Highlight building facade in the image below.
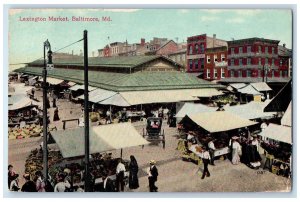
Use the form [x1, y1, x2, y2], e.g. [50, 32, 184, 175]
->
[186, 34, 228, 80]
[226, 38, 290, 79]
[168, 49, 187, 68]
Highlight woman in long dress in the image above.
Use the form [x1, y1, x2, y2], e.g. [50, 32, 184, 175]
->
[232, 139, 242, 165]
[53, 107, 60, 121]
[128, 155, 139, 189]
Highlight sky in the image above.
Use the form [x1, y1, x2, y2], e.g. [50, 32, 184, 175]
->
[8, 9, 292, 69]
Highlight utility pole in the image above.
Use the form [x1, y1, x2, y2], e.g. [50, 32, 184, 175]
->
[83, 30, 90, 192]
[43, 39, 51, 182]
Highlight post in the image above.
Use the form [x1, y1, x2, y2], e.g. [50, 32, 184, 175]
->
[42, 43, 48, 182]
[262, 65, 265, 82]
[109, 105, 112, 123]
[83, 30, 90, 192]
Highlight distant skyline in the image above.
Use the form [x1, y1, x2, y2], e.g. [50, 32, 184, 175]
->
[9, 9, 292, 69]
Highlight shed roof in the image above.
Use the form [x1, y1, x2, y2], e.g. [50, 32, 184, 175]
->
[78, 88, 117, 103]
[51, 122, 149, 158]
[175, 103, 217, 118]
[237, 85, 263, 95]
[251, 82, 272, 92]
[15, 66, 223, 92]
[182, 111, 258, 133]
[259, 123, 291, 144]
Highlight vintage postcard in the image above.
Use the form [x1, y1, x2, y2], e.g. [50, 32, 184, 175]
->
[7, 8, 292, 193]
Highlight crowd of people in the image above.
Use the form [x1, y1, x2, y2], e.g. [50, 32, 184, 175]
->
[8, 155, 160, 193]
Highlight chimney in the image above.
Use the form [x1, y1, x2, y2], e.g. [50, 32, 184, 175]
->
[213, 34, 216, 48]
[283, 43, 286, 48]
[141, 38, 145, 46]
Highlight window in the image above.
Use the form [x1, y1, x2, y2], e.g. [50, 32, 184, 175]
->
[214, 54, 218, 62]
[239, 47, 243, 53]
[221, 68, 225, 78]
[231, 47, 235, 54]
[247, 46, 251, 53]
[200, 59, 204, 69]
[231, 59, 234, 66]
[195, 44, 199, 54]
[194, 59, 199, 69]
[247, 58, 251, 65]
[239, 58, 243, 66]
[231, 70, 235, 77]
[272, 47, 275, 54]
[207, 69, 211, 78]
[214, 69, 218, 78]
[189, 45, 193, 55]
[247, 70, 251, 77]
[200, 43, 205, 53]
[221, 54, 225, 61]
[189, 60, 193, 70]
[207, 55, 211, 63]
[258, 46, 261, 53]
[265, 46, 268, 53]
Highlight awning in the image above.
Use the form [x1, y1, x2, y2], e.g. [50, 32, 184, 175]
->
[8, 83, 33, 95]
[251, 82, 272, 92]
[51, 122, 149, 158]
[230, 83, 247, 89]
[39, 77, 64, 85]
[99, 93, 130, 107]
[78, 88, 117, 103]
[281, 102, 291, 127]
[69, 84, 97, 91]
[237, 85, 263, 95]
[67, 81, 76, 87]
[175, 103, 217, 118]
[9, 96, 38, 110]
[182, 111, 258, 133]
[119, 89, 222, 105]
[223, 101, 276, 120]
[259, 123, 292, 144]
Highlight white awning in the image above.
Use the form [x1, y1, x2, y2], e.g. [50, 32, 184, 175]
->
[99, 93, 130, 107]
[182, 111, 258, 133]
[224, 101, 276, 120]
[69, 84, 96, 91]
[51, 123, 149, 158]
[9, 96, 38, 110]
[281, 102, 292, 127]
[230, 83, 247, 89]
[46, 77, 64, 85]
[251, 82, 272, 92]
[67, 81, 76, 87]
[237, 85, 263, 95]
[119, 89, 221, 105]
[175, 103, 217, 118]
[259, 123, 292, 144]
[8, 83, 33, 95]
[78, 88, 117, 103]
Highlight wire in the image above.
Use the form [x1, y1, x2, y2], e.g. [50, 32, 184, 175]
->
[10, 38, 84, 65]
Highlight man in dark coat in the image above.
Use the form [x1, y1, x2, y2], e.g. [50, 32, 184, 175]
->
[21, 174, 37, 192]
[148, 160, 158, 192]
[100, 172, 115, 192]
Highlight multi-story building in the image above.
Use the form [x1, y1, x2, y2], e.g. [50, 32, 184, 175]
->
[278, 44, 292, 78]
[186, 34, 228, 80]
[168, 49, 187, 68]
[226, 38, 286, 79]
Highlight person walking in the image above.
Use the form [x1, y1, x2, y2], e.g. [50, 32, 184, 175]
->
[148, 160, 158, 192]
[231, 138, 242, 165]
[35, 171, 46, 192]
[21, 174, 37, 192]
[52, 97, 57, 108]
[53, 107, 60, 122]
[54, 173, 71, 192]
[208, 138, 216, 166]
[128, 155, 139, 189]
[116, 159, 126, 192]
[201, 147, 211, 179]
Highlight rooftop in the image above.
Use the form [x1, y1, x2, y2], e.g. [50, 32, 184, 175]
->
[227, 38, 280, 46]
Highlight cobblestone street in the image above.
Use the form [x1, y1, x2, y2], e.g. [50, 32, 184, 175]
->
[8, 90, 291, 192]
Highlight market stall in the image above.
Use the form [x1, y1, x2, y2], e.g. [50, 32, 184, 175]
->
[179, 111, 258, 163]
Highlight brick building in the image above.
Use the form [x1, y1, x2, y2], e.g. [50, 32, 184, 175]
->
[226, 38, 289, 80]
[278, 44, 292, 77]
[186, 34, 228, 80]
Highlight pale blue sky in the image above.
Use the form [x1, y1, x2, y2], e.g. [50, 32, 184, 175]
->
[9, 9, 292, 67]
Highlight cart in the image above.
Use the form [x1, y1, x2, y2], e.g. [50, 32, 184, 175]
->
[142, 117, 165, 149]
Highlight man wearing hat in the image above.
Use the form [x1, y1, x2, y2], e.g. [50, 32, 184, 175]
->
[148, 160, 158, 192]
[201, 147, 211, 179]
[21, 174, 37, 192]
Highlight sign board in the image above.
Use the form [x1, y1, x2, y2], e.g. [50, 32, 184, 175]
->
[215, 61, 228, 67]
[46, 64, 54, 71]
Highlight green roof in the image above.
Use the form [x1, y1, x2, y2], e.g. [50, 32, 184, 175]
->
[29, 55, 175, 69]
[14, 66, 223, 92]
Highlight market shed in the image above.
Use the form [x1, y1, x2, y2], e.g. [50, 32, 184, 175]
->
[181, 111, 258, 133]
[259, 123, 292, 144]
[175, 103, 217, 118]
[223, 101, 276, 120]
[51, 122, 149, 158]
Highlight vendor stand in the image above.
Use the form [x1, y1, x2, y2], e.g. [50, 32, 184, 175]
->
[178, 111, 258, 165]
